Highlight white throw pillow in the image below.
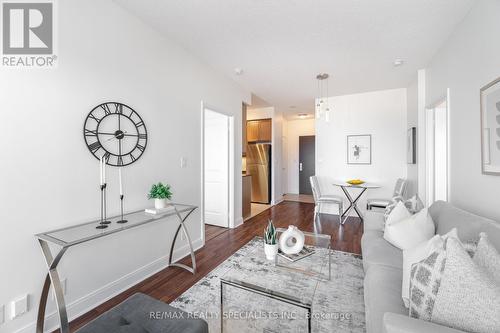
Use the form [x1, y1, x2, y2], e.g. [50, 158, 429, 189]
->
[401, 228, 458, 307]
[385, 201, 411, 227]
[383, 208, 435, 250]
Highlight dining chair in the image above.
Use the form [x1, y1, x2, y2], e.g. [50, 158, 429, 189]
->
[366, 178, 408, 210]
[310, 176, 344, 222]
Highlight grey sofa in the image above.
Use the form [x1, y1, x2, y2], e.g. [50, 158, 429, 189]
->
[361, 200, 500, 333]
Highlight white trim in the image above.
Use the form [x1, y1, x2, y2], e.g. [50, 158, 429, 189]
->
[16, 238, 204, 333]
[233, 217, 244, 229]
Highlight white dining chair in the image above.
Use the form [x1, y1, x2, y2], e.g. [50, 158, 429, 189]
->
[366, 178, 408, 210]
[310, 176, 344, 222]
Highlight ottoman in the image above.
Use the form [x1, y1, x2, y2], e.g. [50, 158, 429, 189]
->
[77, 293, 208, 333]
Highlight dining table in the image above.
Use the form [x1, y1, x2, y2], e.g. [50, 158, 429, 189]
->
[332, 181, 380, 224]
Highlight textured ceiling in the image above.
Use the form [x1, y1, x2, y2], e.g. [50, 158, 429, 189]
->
[115, 0, 476, 116]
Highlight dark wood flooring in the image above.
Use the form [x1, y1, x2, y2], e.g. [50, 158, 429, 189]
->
[60, 201, 362, 332]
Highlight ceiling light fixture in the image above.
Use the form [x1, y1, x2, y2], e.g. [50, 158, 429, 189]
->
[315, 73, 331, 122]
[298, 113, 308, 119]
[393, 59, 404, 67]
[234, 67, 244, 75]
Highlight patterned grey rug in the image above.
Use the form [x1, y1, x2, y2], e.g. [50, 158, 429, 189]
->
[171, 237, 365, 332]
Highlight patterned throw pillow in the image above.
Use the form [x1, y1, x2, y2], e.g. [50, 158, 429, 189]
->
[408, 243, 447, 320]
[409, 237, 500, 333]
[404, 194, 425, 214]
[408, 237, 479, 319]
[384, 196, 404, 221]
[473, 233, 500, 282]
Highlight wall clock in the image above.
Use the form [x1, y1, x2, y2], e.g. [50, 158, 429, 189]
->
[83, 102, 148, 166]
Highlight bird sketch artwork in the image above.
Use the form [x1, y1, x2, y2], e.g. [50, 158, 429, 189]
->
[347, 135, 371, 164]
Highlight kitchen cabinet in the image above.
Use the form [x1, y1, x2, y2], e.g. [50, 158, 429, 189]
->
[247, 119, 272, 143]
[258, 119, 272, 142]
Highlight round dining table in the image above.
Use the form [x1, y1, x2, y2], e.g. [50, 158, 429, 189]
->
[332, 181, 380, 224]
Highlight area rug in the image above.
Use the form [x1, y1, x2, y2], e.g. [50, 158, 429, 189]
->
[170, 237, 365, 332]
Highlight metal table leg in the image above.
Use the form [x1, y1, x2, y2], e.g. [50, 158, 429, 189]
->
[168, 206, 197, 274]
[220, 279, 312, 333]
[36, 239, 69, 333]
[340, 186, 367, 224]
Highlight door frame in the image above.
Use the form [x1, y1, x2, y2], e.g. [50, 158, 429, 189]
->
[425, 89, 450, 206]
[200, 101, 235, 245]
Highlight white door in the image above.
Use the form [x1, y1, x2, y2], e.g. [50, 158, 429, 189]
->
[204, 109, 229, 227]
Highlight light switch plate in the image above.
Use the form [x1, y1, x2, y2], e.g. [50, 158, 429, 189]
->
[180, 157, 187, 168]
[10, 295, 28, 319]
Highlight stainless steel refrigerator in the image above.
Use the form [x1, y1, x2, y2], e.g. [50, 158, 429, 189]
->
[246, 143, 271, 204]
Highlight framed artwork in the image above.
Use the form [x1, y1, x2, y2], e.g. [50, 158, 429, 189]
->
[480, 77, 500, 175]
[347, 134, 371, 164]
[407, 127, 417, 164]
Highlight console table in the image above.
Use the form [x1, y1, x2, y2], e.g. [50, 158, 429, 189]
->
[35, 203, 197, 333]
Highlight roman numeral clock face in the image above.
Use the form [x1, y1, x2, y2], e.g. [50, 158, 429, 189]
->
[84, 102, 148, 166]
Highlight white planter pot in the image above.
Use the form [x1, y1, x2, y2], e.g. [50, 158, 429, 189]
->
[264, 243, 279, 260]
[154, 198, 168, 209]
[279, 225, 305, 255]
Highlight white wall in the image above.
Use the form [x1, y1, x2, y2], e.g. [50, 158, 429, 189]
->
[424, 0, 500, 220]
[284, 119, 316, 194]
[0, 1, 249, 332]
[316, 88, 408, 214]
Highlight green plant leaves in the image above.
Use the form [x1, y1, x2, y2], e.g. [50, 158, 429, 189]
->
[264, 219, 277, 245]
[148, 182, 173, 199]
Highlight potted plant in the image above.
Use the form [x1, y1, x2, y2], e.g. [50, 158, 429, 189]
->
[264, 219, 278, 260]
[148, 182, 173, 209]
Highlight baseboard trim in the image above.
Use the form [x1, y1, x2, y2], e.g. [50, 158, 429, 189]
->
[16, 238, 204, 333]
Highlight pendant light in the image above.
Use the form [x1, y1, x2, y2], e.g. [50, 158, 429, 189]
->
[315, 73, 331, 122]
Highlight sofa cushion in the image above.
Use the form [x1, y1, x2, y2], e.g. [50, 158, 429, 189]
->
[364, 265, 407, 333]
[429, 201, 500, 249]
[364, 210, 386, 231]
[361, 230, 403, 271]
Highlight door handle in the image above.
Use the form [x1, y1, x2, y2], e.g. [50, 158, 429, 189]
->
[299, 163, 303, 172]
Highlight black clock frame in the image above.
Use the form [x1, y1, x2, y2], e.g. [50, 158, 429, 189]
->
[83, 102, 148, 167]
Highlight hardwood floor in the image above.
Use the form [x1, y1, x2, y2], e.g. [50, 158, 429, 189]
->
[62, 201, 362, 332]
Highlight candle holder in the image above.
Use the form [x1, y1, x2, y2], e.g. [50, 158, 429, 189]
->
[96, 183, 111, 229]
[117, 194, 128, 224]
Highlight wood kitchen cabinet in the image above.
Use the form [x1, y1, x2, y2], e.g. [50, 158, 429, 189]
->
[246, 118, 272, 143]
[247, 120, 260, 142]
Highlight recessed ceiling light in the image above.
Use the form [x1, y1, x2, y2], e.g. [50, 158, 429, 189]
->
[393, 59, 404, 67]
[234, 68, 244, 75]
[289, 105, 296, 109]
[298, 113, 308, 119]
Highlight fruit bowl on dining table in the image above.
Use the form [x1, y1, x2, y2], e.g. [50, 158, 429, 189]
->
[346, 179, 365, 185]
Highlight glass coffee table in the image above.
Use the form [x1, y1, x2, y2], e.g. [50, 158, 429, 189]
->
[220, 229, 331, 332]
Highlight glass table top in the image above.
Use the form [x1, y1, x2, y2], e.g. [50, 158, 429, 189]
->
[221, 229, 331, 307]
[36, 203, 196, 247]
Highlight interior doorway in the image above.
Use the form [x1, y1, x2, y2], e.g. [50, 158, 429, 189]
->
[202, 107, 232, 228]
[299, 135, 315, 195]
[425, 92, 449, 205]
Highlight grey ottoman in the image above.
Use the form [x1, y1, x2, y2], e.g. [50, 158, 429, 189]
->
[77, 293, 208, 333]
